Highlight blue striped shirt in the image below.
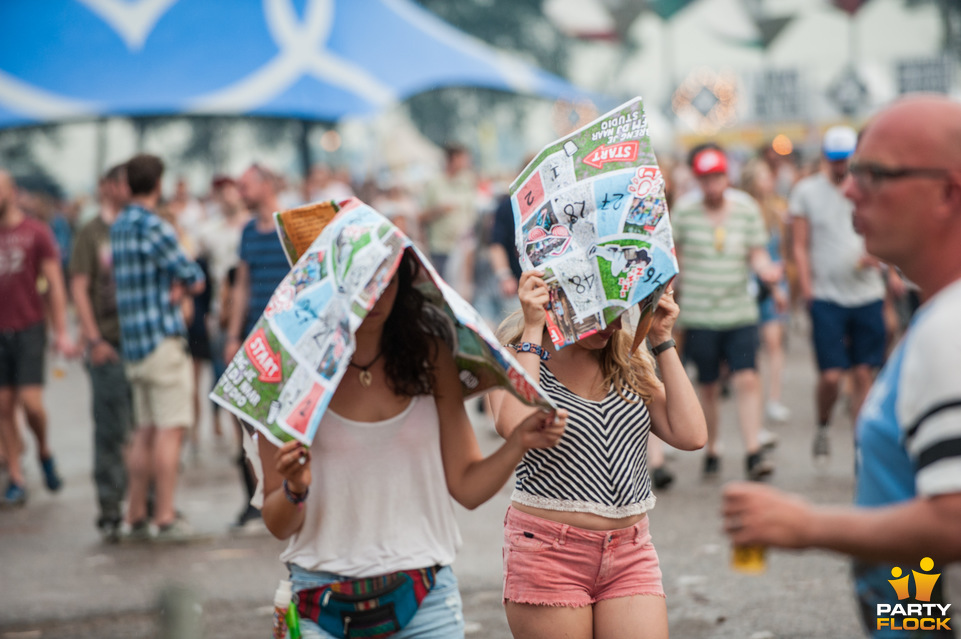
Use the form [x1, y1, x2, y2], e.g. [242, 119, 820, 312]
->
[239, 218, 289, 335]
[111, 204, 205, 361]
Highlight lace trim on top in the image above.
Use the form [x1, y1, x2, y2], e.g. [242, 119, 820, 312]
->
[511, 490, 656, 518]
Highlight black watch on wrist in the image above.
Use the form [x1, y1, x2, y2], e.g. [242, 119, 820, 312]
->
[650, 338, 677, 357]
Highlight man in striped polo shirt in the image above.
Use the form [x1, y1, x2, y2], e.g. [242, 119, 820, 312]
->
[224, 164, 290, 530]
[672, 147, 782, 480]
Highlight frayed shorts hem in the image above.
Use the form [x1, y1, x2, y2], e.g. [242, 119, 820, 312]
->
[504, 591, 666, 608]
[504, 598, 591, 608]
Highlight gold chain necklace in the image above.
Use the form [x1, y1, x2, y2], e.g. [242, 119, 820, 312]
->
[348, 351, 384, 388]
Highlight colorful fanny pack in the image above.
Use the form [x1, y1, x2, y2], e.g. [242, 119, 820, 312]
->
[296, 566, 440, 639]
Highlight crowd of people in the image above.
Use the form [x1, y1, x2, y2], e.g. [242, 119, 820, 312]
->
[0, 94, 957, 638]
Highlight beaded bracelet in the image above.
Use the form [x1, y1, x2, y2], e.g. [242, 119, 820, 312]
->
[510, 342, 551, 361]
[283, 479, 309, 507]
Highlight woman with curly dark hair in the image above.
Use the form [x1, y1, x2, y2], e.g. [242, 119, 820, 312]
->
[258, 250, 567, 639]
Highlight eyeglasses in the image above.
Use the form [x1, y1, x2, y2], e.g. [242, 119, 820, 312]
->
[848, 161, 951, 191]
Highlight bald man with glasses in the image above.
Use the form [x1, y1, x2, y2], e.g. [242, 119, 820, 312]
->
[723, 95, 961, 638]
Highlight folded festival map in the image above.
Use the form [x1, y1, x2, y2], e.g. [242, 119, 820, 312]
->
[210, 199, 554, 446]
[509, 97, 679, 350]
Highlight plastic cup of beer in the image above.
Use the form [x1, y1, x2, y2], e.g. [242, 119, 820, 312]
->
[731, 544, 767, 574]
[52, 354, 67, 379]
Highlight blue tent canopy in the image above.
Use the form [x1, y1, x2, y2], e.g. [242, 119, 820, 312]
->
[0, 0, 587, 128]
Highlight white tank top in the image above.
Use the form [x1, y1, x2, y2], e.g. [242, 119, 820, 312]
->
[279, 395, 462, 577]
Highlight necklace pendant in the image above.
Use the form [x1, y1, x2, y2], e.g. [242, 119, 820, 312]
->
[359, 370, 373, 387]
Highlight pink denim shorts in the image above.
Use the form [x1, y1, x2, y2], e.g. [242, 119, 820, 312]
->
[502, 506, 665, 607]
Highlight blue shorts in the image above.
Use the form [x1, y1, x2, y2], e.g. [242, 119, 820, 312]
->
[288, 563, 464, 639]
[683, 325, 759, 385]
[809, 299, 886, 371]
[758, 283, 789, 324]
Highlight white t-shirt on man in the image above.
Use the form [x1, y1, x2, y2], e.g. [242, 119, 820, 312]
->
[789, 172, 885, 307]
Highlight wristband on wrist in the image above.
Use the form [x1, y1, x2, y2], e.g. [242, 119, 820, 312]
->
[650, 338, 677, 357]
[283, 479, 309, 507]
[510, 342, 551, 361]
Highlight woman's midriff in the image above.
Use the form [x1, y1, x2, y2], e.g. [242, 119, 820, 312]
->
[511, 501, 647, 531]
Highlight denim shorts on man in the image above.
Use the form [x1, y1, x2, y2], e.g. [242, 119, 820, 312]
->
[502, 506, 664, 607]
[809, 299, 886, 371]
[684, 325, 760, 385]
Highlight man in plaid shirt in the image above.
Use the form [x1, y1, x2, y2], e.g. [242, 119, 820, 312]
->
[112, 154, 204, 542]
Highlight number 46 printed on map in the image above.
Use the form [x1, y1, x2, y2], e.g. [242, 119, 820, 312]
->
[509, 97, 679, 350]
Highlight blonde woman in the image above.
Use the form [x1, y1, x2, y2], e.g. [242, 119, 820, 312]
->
[490, 272, 706, 639]
[741, 159, 792, 424]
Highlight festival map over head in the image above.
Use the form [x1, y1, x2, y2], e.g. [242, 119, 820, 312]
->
[509, 97, 678, 349]
[209, 199, 555, 446]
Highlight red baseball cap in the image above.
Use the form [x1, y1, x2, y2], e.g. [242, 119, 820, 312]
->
[211, 174, 236, 190]
[692, 148, 728, 177]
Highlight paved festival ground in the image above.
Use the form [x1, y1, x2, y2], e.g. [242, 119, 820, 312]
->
[0, 316, 868, 638]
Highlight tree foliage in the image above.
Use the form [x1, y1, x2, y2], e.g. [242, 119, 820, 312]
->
[0, 125, 65, 198]
[406, 1, 573, 155]
[413, 0, 571, 74]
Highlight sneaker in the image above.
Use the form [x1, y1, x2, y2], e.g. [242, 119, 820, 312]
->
[97, 516, 122, 544]
[40, 456, 63, 492]
[122, 519, 152, 543]
[703, 454, 721, 479]
[230, 505, 266, 535]
[153, 517, 196, 544]
[765, 401, 791, 423]
[4, 481, 26, 506]
[233, 504, 261, 526]
[650, 466, 675, 490]
[231, 518, 267, 537]
[813, 426, 830, 464]
[746, 451, 774, 481]
[758, 428, 778, 450]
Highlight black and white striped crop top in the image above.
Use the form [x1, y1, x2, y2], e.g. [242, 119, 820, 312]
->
[511, 365, 656, 518]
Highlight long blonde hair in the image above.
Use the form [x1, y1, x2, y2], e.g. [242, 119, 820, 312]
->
[740, 159, 787, 236]
[496, 310, 662, 404]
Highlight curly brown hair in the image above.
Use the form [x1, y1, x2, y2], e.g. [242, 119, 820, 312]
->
[380, 250, 450, 397]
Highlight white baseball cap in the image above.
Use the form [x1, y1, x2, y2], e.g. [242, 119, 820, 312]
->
[822, 125, 858, 161]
